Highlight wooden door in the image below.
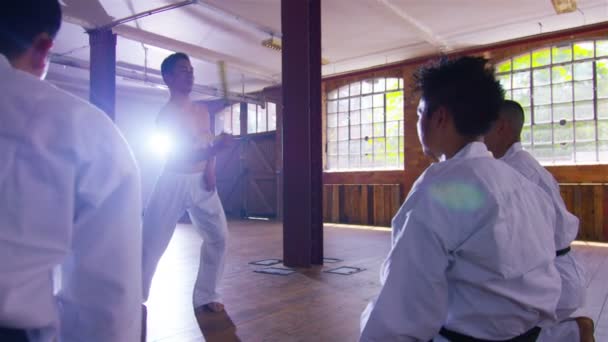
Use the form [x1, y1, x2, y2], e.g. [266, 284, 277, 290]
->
[242, 133, 277, 218]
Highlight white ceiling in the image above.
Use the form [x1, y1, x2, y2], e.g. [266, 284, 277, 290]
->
[50, 0, 608, 99]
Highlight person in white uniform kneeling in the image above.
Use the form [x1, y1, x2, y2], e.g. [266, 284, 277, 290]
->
[360, 57, 562, 341]
[0, 1, 143, 341]
[485, 100, 594, 342]
[142, 53, 229, 317]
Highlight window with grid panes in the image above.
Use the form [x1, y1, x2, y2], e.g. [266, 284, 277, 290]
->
[326, 77, 405, 171]
[495, 39, 608, 165]
[247, 102, 277, 134]
[214, 103, 241, 136]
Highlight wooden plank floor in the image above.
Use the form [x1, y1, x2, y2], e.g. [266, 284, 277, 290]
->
[146, 220, 608, 341]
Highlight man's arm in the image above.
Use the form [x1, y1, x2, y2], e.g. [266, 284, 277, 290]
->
[360, 201, 449, 341]
[58, 119, 142, 342]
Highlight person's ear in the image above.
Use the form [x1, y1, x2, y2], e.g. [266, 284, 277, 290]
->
[31, 33, 53, 70]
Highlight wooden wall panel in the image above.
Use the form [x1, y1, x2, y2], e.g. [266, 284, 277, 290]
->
[323, 184, 401, 227]
[559, 184, 608, 242]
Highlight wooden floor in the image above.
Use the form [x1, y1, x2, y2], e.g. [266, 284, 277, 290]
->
[146, 220, 608, 342]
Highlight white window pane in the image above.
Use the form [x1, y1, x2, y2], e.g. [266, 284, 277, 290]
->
[328, 142, 338, 155]
[575, 121, 596, 142]
[349, 155, 361, 169]
[533, 68, 551, 86]
[361, 154, 373, 168]
[553, 45, 573, 64]
[386, 152, 399, 168]
[361, 95, 373, 109]
[552, 83, 573, 103]
[575, 141, 597, 162]
[362, 124, 373, 140]
[598, 60, 608, 98]
[599, 99, 608, 119]
[351, 125, 361, 140]
[574, 61, 593, 80]
[338, 85, 349, 98]
[247, 106, 256, 133]
[328, 128, 337, 141]
[338, 141, 349, 155]
[552, 65, 573, 83]
[373, 94, 384, 107]
[362, 138, 373, 154]
[232, 104, 241, 135]
[599, 141, 608, 162]
[598, 40, 608, 57]
[327, 155, 338, 170]
[350, 82, 361, 96]
[533, 105, 551, 124]
[598, 120, 608, 140]
[531, 144, 554, 164]
[350, 110, 361, 125]
[327, 100, 338, 113]
[554, 143, 574, 164]
[338, 112, 349, 126]
[338, 126, 349, 141]
[362, 80, 373, 94]
[533, 124, 552, 144]
[523, 106, 532, 126]
[214, 112, 225, 135]
[386, 137, 399, 152]
[553, 102, 573, 122]
[361, 108, 373, 124]
[398, 121, 405, 137]
[373, 108, 384, 123]
[258, 106, 267, 132]
[338, 155, 349, 169]
[386, 121, 399, 137]
[327, 113, 338, 128]
[338, 99, 349, 112]
[574, 42, 594, 60]
[553, 122, 573, 143]
[512, 71, 531, 88]
[268, 107, 276, 131]
[574, 80, 593, 101]
[386, 78, 400, 91]
[533, 86, 551, 105]
[349, 140, 361, 154]
[374, 78, 386, 93]
[574, 101, 594, 121]
[328, 90, 338, 100]
[373, 154, 386, 168]
[224, 111, 232, 132]
[373, 122, 385, 137]
[350, 97, 361, 110]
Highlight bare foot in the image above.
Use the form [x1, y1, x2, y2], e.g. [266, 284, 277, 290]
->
[575, 316, 595, 342]
[201, 302, 225, 313]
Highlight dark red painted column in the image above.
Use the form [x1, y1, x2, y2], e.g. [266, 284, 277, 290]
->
[88, 29, 117, 120]
[281, 0, 323, 267]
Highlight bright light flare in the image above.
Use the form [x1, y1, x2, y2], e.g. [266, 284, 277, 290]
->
[148, 131, 173, 159]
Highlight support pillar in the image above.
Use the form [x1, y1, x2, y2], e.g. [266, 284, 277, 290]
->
[88, 29, 117, 120]
[281, 0, 323, 267]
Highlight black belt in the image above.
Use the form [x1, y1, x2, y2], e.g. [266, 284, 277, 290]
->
[556, 246, 571, 257]
[436, 326, 541, 342]
[0, 327, 28, 342]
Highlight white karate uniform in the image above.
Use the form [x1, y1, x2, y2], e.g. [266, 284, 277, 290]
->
[501, 142, 587, 341]
[142, 113, 228, 307]
[360, 142, 561, 342]
[0, 55, 143, 342]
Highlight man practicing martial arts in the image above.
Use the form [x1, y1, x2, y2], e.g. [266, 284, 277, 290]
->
[485, 100, 594, 342]
[142, 52, 229, 316]
[360, 57, 562, 341]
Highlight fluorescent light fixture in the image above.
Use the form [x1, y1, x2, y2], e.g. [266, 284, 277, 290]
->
[551, 0, 577, 14]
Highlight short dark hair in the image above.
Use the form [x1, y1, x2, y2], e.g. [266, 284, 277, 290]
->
[0, 0, 62, 59]
[415, 56, 505, 137]
[161, 52, 190, 78]
[501, 99, 525, 138]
